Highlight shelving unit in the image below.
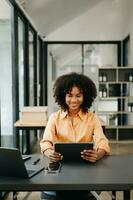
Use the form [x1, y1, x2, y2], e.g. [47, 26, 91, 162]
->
[98, 66, 133, 142]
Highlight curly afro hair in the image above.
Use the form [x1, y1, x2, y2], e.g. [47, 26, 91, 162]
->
[53, 72, 97, 112]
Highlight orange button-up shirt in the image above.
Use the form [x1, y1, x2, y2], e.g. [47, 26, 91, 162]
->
[40, 110, 110, 155]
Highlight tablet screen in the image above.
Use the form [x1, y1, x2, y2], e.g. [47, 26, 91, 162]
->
[54, 142, 94, 162]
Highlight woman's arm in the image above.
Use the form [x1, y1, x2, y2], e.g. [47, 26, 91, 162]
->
[93, 114, 110, 155]
[40, 113, 56, 153]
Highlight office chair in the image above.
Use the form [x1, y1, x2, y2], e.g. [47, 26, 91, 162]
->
[41, 191, 102, 200]
[90, 191, 116, 200]
[41, 191, 98, 200]
[90, 192, 102, 200]
[90, 124, 116, 200]
[89, 125, 116, 200]
[0, 192, 10, 200]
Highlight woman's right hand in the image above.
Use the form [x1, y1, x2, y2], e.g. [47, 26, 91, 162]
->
[44, 148, 63, 162]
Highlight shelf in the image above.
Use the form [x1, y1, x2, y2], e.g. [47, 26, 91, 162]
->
[99, 68, 116, 82]
[98, 111, 133, 114]
[118, 68, 133, 82]
[98, 66, 133, 142]
[106, 125, 133, 128]
[118, 128, 133, 140]
[117, 66, 133, 68]
[109, 140, 133, 144]
[105, 128, 117, 140]
[99, 67, 133, 82]
[117, 96, 133, 98]
[109, 84, 121, 97]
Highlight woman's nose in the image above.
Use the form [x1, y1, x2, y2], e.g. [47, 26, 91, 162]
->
[71, 96, 77, 102]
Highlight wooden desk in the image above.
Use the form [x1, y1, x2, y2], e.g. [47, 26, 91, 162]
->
[14, 120, 47, 154]
[0, 155, 132, 200]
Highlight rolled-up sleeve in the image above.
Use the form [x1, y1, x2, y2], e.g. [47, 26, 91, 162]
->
[40, 113, 56, 153]
[93, 114, 110, 155]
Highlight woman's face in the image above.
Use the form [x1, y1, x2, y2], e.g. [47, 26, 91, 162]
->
[65, 86, 83, 112]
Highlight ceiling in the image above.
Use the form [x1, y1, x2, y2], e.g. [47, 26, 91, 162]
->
[15, 0, 131, 65]
[16, 0, 103, 37]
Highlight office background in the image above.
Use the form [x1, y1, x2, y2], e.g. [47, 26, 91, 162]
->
[0, 0, 133, 152]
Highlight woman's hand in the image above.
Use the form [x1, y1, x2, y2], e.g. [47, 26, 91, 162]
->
[81, 149, 105, 163]
[44, 148, 63, 162]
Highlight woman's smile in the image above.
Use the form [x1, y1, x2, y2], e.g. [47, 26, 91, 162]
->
[65, 86, 83, 114]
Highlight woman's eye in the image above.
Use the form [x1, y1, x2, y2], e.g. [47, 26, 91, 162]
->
[76, 95, 82, 97]
[67, 94, 71, 97]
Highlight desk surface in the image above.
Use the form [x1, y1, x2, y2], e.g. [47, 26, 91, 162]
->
[0, 154, 133, 191]
[14, 120, 47, 127]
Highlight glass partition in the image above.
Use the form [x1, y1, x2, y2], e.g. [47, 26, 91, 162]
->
[28, 29, 35, 106]
[37, 37, 44, 106]
[0, 0, 13, 146]
[83, 44, 117, 67]
[18, 16, 25, 116]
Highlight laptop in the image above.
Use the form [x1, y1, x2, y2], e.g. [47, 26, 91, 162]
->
[54, 142, 94, 162]
[0, 147, 44, 178]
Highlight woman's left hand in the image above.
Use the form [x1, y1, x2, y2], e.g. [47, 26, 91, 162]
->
[81, 149, 105, 163]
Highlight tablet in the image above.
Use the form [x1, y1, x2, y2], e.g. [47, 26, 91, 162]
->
[54, 142, 94, 162]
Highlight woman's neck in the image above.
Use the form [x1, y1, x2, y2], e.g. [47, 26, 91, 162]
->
[68, 109, 80, 117]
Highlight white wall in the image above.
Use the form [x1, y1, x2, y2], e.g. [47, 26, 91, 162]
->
[46, 0, 131, 41]
[0, 0, 11, 19]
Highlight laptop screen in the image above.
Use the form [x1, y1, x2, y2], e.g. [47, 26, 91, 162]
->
[0, 147, 44, 178]
[54, 142, 94, 162]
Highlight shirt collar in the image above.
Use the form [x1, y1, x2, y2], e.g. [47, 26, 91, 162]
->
[60, 109, 86, 120]
[60, 110, 68, 119]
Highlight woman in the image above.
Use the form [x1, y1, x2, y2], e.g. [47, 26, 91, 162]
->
[40, 72, 110, 200]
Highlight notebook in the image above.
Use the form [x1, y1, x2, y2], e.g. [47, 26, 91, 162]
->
[55, 142, 94, 162]
[0, 147, 44, 178]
